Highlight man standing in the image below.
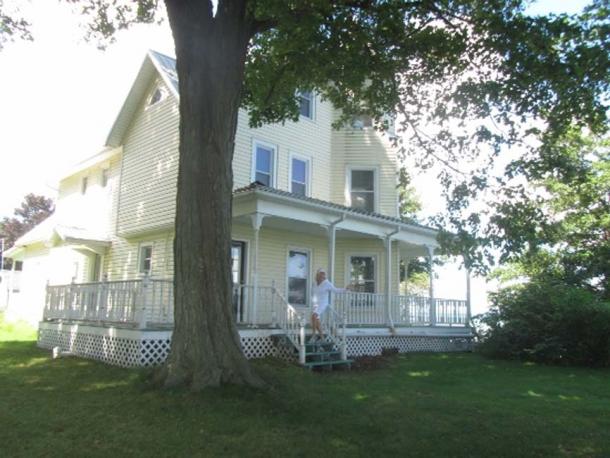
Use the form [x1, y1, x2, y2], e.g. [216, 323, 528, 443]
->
[310, 268, 350, 342]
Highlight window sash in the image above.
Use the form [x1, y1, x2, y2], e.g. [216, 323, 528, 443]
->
[287, 250, 309, 306]
[349, 169, 375, 212]
[253, 143, 275, 187]
[350, 191, 375, 212]
[349, 256, 376, 293]
[299, 91, 313, 118]
[291, 157, 308, 196]
[139, 246, 153, 274]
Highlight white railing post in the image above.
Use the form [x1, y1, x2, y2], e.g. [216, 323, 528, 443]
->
[270, 280, 277, 327]
[299, 318, 306, 365]
[137, 275, 150, 329]
[69, 278, 76, 321]
[465, 268, 472, 326]
[426, 245, 436, 326]
[97, 276, 108, 322]
[341, 311, 347, 360]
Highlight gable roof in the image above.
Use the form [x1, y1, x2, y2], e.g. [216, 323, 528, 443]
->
[105, 50, 179, 148]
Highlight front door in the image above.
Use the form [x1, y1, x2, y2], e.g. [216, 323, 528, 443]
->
[231, 241, 246, 321]
[287, 249, 310, 307]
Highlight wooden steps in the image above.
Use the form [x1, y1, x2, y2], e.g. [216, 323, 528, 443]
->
[303, 339, 352, 371]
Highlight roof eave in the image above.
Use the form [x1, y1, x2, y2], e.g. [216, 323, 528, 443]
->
[235, 187, 439, 237]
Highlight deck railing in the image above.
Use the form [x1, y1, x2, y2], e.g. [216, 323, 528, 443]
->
[45, 278, 174, 327]
[44, 280, 468, 328]
[333, 292, 468, 327]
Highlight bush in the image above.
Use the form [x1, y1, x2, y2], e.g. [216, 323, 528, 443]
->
[475, 281, 610, 367]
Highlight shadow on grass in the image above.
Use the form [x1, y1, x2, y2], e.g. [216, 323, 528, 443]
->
[1, 343, 610, 457]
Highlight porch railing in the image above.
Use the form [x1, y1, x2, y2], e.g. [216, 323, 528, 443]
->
[45, 278, 174, 327]
[333, 292, 468, 327]
[44, 280, 468, 328]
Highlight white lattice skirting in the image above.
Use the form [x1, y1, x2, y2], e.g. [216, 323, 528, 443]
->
[38, 322, 471, 368]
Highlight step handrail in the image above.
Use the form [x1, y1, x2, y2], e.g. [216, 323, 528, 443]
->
[321, 305, 347, 360]
[270, 286, 307, 364]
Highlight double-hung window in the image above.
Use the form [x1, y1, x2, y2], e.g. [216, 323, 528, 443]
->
[349, 168, 376, 212]
[290, 154, 310, 196]
[349, 255, 376, 293]
[252, 141, 276, 187]
[139, 244, 153, 275]
[287, 249, 310, 306]
[298, 91, 314, 119]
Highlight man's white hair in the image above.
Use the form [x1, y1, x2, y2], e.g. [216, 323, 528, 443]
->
[316, 268, 327, 275]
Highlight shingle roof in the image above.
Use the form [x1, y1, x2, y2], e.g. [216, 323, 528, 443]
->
[233, 182, 437, 233]
[148, 50, 179, 94]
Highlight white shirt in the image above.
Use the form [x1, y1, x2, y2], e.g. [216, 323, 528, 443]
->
[312, 279, 344, 311]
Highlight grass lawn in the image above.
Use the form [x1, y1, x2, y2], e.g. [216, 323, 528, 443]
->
[1, 323, 609, 457]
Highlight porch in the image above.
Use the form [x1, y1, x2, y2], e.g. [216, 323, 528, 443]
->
[41, 279, 471, 367]
[43, 278, 471, 329]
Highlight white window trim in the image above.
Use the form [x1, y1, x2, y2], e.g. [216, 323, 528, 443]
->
[298, 90, 316, 121]
[285, 246, 312, 307]
[345, 253, 378, 293]
[231, 238, 249, 286]
[251, 139, 278, 188]
[288, 152, 312, 197]
[345, 166, 380, 213]
[138, 242, 154, 276]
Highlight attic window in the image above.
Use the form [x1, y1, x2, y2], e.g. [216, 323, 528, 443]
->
[148, 86, 166, 107]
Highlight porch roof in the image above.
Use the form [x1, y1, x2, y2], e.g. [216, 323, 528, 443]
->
[233, 182, 440, 252]
[5, 215, 110, 258]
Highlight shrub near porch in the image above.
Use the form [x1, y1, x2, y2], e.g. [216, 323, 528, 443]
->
[1, 329, 610, 457]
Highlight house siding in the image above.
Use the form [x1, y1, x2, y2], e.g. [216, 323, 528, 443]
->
[103, 231, 174, 281]
[114, 78, 399, 239]
[116, 77, 180, 237]
[331, 127, 399, 217]
[55, 154, 118, 237]
[102, 224, 401, 294]
[233, 97, 334, 202]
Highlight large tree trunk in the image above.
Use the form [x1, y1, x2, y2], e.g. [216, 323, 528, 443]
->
[158, 0, 264, 390]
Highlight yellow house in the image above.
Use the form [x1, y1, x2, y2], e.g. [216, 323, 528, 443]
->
[6, 51, 471, 368]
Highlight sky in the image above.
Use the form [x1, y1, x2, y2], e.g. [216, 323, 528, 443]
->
[0, 0, 591, 315]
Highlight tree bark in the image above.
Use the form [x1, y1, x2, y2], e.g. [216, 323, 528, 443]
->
[157, 0, 264, 390]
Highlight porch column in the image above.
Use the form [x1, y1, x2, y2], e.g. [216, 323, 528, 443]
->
[327, 215, 345, 283]
[465, 267, 472, 326]
[328, 225, 336, 283]
[426, 245, 436, 326]
[384, 229, 399, 327]
[250, 213, 265, 326]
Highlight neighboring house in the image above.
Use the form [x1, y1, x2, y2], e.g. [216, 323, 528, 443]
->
[6, 51, 472, 368]
[0, 266, 23, 321]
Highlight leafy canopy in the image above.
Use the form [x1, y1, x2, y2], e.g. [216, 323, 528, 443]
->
[0, 194, 55, 250]
[3, 0, 609, 273]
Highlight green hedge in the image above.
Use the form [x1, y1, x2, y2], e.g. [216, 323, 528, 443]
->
[475, 281, 610, 367]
